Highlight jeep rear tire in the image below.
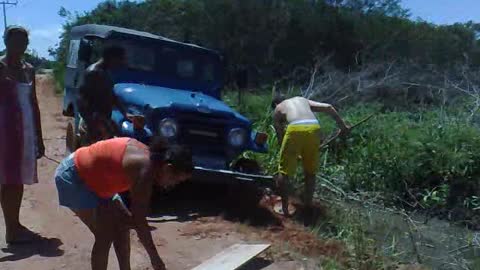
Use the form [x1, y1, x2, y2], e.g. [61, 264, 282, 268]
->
[66, 119, 79, 154]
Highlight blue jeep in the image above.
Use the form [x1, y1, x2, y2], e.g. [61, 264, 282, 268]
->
[62, 24, 273, 191]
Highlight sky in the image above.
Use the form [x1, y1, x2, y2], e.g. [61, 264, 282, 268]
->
[1, 0, 480, 59]
[402, 0, 480, 25]
[0, 0, 106, 58]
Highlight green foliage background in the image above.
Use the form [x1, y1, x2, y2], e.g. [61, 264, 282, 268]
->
[50, 0, 480, 213]
[49, 1, 480, 266]
[224, 90, 480, 212]
[51, 0, 480, 88]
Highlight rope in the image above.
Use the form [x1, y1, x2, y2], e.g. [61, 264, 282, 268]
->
[43, 154, 61, 164]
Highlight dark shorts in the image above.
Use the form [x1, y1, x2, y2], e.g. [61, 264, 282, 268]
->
[79, 116, 118, 145]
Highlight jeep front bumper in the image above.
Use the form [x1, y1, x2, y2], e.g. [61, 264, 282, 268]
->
[192, 166, 274, 189]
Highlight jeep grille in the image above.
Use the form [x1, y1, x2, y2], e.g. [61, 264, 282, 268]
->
[176, 114, 227, 147]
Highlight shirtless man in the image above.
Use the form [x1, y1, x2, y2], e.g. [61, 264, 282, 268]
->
[78, 45, 129, 145]
[272, 95, 349, 221]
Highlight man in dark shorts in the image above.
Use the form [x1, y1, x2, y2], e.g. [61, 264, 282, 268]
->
[78, 45, 130, 146]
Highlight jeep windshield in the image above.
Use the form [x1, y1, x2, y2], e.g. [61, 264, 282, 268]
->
[104, 39, 223, 96]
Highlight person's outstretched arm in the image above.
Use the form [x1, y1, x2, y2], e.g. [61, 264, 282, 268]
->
[308, 100, 349, 131]
[124, 154, 166, 270]
[113, 92, 129, 119]
[29, 66, 44, 158]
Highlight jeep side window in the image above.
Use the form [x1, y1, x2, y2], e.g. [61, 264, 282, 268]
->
[127, 45, 155, 71]
[105, 40, 154, 72]
[160, 47, 179, 76]
[202, 63, 215, 82]
[177, 60, 195, 79]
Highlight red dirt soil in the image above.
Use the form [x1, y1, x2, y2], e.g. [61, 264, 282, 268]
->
[1, 75, 343, 270]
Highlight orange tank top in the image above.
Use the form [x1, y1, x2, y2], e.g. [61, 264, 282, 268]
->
[74, 137, 147, 198]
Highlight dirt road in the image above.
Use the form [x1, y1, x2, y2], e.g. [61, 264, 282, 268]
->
[0, 75, 332, 270]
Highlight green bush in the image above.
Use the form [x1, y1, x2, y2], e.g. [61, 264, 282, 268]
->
[53, 0, 480, 85]
[341, 108, 480, 198]
[52, 61, 65, 94]
[223, 90, 480, 209]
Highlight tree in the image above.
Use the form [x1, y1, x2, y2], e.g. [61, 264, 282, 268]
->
[51, 0, 480, 86]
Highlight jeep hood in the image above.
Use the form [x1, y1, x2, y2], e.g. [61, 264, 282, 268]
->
[114, 83, 247, 121]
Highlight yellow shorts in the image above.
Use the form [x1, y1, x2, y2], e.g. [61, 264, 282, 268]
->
[278, 123, 321, 177]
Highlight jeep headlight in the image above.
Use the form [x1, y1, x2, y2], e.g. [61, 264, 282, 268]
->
[228, 128, 247, 147]
[158, 118, 178, 138]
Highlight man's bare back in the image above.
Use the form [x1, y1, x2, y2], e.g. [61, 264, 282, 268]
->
[273, 97, 349, 144]
[273, 96, 349, 143]
[274, 96, 317, 123]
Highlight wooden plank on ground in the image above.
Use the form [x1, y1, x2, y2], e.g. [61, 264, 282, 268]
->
[191, 243, 271, 270]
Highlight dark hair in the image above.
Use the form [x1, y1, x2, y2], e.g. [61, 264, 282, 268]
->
[3, 25, 28, 43]
[271, 94, 286, 109]
[102, 45, 126, 62]
[149, 136, 193, 173]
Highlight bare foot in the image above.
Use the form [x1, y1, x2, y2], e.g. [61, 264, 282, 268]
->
[282, 204, 291, 218]
[303, 206, 314, 227]
[5, 224, 41, 245]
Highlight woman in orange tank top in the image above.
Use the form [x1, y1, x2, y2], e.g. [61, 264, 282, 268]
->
[54, 136, 192, 270]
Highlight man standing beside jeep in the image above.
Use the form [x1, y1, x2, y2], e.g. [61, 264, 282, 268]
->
[272, 95, 350, 224]
[78, 45, 130, 145]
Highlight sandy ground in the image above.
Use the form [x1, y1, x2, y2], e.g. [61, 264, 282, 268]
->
[0, 75, 332, 270]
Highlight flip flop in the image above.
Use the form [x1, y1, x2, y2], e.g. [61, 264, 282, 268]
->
[5, 228, 42, 245]
[273, 200, 297, 216]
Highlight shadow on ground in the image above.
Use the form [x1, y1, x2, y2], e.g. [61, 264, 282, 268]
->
[147, 182, 344, 268]
[148, 182, 284, 227]
[0, 236, 64, 262]
[239, 257, 273, 270]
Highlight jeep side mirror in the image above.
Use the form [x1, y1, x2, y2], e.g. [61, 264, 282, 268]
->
[78, 39, 93, 64]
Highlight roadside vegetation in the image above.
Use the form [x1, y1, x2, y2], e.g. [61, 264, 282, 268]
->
[50, 0, 480, 268]
[227, 90, 480, 220]
[225, 88, 480, 269]
[0, 49, 54, 71]
[50, 0, 480, 92]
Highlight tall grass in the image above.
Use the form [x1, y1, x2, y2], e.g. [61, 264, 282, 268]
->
[223, 89, 480, 210]
[52, 62, 66, 95]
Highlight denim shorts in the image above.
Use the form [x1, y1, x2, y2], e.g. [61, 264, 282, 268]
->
[54, 153, 103, 209]
[55, 153, 129, 210]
